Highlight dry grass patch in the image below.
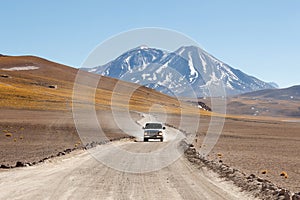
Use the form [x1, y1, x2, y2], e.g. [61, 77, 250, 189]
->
[280, 171, 288, 179]
[261, 170, 268, 175]
[5, 133, 13, 137]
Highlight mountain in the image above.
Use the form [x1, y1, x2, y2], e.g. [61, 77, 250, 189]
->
[269, 82, 279, 88]
[226, 85, 300, 117]
[268, 82, 279, 88]
[84, 45, 275, 97]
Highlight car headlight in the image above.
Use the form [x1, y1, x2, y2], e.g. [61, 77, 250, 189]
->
[158, 131, 163, 136]
[144, 132, 147, 135]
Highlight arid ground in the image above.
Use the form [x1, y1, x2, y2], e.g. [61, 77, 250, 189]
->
[166, 114, 300, 193]
[0, 109, 136, 167]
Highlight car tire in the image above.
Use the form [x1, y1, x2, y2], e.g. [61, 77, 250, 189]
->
[160, 138, 163, 142]
[144, 138, 148, 142]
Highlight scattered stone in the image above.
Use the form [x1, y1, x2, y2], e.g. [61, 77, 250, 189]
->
[0, 74, 11, 78]
[182, 142, 294, 200]
[257, 177, 264, 182]
[64, 149, 72, 154]
[0, 164, 10, 169]
[278, 189, 291, 199]
[48, 85, 57, 89]
[15, 161, 25, 167]
[57, 152, 65, 156]
[292, 192, 300, 200]
[278, 196, 286, 200]
[247, 174, 256, 179]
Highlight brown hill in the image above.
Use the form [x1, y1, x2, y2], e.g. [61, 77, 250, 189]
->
[240, 85, 300, 100]
[195, 86, 300, 118]
[0, 55, 198, 113]
[226, 86, 300, 118]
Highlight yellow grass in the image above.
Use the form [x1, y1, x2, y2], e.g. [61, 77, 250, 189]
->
[0, 71, 209, 116]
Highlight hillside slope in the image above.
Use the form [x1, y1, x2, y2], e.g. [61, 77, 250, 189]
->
[0, 55, 198, 114]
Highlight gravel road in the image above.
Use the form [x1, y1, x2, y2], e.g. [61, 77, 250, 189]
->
[0, 116, 255, 200]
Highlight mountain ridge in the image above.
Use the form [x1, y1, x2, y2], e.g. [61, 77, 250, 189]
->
[240, 85, 300, 100]
[225, 85, 300, 117]
[84, 45, 275, 97]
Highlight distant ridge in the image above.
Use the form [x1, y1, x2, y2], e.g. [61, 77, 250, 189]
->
[226, 85, 300, 117]
[240, 85, 300, 100]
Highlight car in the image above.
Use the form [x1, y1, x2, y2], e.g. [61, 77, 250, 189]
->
[142, 122, 166, 142]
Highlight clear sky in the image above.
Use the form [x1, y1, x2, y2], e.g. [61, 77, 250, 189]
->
[1, 0, 299, 88]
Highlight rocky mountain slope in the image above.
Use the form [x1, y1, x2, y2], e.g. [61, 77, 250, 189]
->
[84, 45, 275, 97]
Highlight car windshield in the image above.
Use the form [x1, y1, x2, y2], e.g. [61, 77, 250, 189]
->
[145, 123, 163, 129]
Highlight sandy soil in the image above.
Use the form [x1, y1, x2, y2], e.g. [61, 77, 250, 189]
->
[0, 109, 140, 167]
[166, 114, 300, 193]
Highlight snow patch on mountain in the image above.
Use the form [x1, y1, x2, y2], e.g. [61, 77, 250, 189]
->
[84, 45, 275, 97]
[1, 66, 39, 71]
[187, 51, 199, 83]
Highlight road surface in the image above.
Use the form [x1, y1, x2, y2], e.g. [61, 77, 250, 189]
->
[0, 116, 255, 200]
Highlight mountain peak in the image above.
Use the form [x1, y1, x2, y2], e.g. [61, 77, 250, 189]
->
[175, 45, 200, 54]
[134, 45, 150, 50]
[84, 46, 274, 97]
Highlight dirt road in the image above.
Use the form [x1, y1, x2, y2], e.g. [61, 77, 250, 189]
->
[0, 116, 255, 200]
[0, 142, 254, 200]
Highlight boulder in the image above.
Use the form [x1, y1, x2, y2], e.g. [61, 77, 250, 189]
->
[15, 161, 25, 167]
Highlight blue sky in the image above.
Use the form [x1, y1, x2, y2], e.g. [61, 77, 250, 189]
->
[1, 0, 299, 88]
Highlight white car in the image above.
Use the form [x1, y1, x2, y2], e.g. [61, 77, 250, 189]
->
[142, 122, 165, 142]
